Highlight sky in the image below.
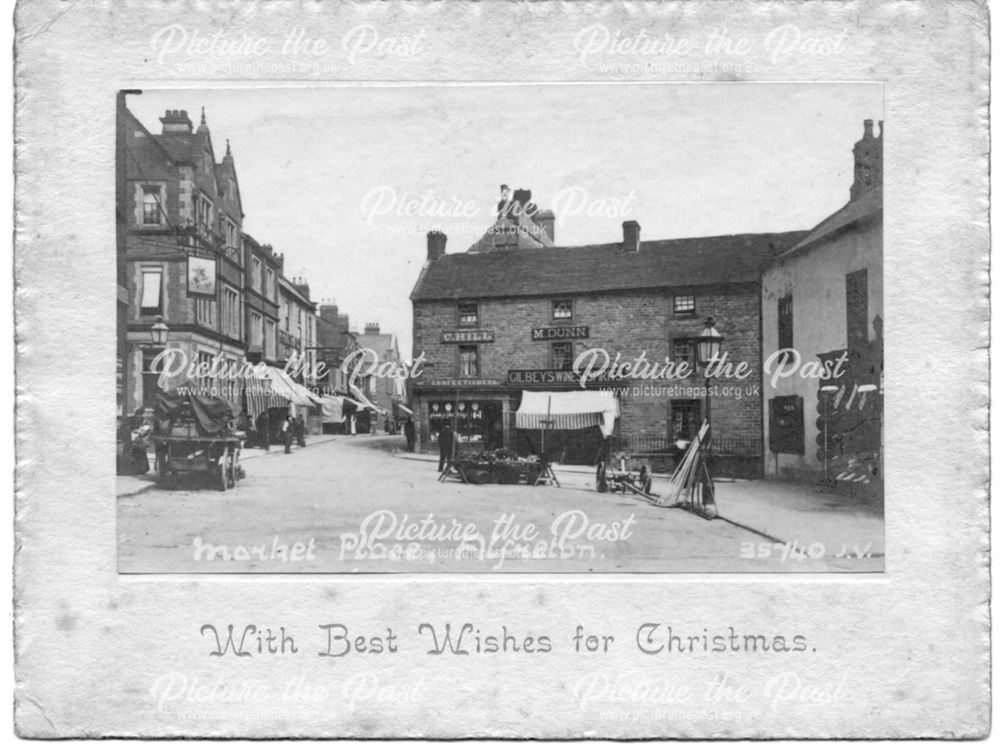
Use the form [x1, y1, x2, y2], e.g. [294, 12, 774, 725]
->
[128, 83, 883, 358]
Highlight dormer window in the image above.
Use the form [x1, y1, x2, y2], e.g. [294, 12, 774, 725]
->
[458, 302, 478, 327]
[552, 299, 573, 320]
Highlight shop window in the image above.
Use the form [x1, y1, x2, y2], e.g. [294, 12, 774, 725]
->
[139, 268, 163, 315]
[458, 345, 479, 377]
[672, 337, 696, 369]
[671, 400, 702, 441]
[552, 299, 573, 320]
[458, 303, 479, 327]
[673, 295, 696, 316]
[552, 341, 574, 370]
[142, 187, 162, 225]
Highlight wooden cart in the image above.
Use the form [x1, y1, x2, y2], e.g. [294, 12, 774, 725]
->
[151, 434, 242, 491]
[595, 452, 654, 497]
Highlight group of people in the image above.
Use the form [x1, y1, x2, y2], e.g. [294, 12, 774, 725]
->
[236, 411, 308, 454]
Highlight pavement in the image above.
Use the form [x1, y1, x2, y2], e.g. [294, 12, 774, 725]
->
[117, 435, 883, 573]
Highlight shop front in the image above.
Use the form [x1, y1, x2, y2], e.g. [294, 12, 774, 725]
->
[411, 378, 512, 455]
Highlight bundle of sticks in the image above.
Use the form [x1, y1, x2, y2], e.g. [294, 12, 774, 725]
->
[656, 422, 718, 519]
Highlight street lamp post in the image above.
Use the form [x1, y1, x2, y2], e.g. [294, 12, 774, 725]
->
[696, 317, 724, 469]
[118, 316, 169, 474]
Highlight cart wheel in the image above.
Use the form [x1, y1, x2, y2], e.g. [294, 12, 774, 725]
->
[596, 461, 608, 493]
[226, 451, 238, 488]
[215, 463, 228, 492]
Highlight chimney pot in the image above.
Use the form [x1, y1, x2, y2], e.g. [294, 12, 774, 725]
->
[863, 119, 874, 138]
[622, 220, 641, 252]
[427, 230, 447, 261]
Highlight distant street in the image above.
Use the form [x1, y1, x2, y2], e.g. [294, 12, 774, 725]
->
[118, 437, 881, 573]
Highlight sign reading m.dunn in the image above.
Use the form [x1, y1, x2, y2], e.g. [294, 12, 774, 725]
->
[531, 325, 589, 340]
[441, 329, 495, 343]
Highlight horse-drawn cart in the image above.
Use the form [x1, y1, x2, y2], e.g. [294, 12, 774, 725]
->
[150, 389, 243, 491]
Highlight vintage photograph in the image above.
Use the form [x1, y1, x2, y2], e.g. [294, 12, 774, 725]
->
[116, 83, 884, 573]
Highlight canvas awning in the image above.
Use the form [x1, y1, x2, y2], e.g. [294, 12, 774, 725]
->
[394, 403, 414, 415]
[243, 374, 287, 418]
[515, 390, 619, 438]
[263, 367, 324, 408]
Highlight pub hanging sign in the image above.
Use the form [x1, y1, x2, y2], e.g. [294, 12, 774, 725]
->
[531, 325, 589, 340]
[441, 329, 495, 343]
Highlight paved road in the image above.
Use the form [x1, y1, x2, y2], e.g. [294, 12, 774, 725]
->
[118, 437, 871, 573]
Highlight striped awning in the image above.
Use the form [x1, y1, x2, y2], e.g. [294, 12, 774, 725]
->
[515, 390, 619, 438]
[244, 374, 286, 418]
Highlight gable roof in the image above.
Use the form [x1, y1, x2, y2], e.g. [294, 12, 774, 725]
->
[783, 189, 882, 258]
[411, 230, 808, 301]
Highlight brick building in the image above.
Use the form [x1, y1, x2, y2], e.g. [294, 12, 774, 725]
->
[410, 198, 805, 472]
[762, 120, 883, 487]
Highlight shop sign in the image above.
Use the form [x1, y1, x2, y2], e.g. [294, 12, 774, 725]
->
[506, 369, 616, 388]
[441, 329, 495, 343]
[424, 377, 503, 388]
[531, 325, 589, 340]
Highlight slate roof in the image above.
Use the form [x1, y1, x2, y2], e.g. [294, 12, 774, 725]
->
[411, 230, 808, 301]
[784, 189, 882, 257]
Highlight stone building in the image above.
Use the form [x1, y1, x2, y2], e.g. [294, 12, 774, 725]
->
[120, 105, 247, 412]
[242, 233, 282, 367]
[353, 323, 406, 432]
[761, 120, 883, 487]
[410, 192, 805, 473]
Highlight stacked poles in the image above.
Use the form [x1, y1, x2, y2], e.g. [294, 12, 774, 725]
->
[656, 421, 719, 519]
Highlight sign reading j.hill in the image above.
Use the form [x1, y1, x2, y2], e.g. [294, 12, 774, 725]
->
[441, 330, 495, 343]
[531, 326, 589, 340]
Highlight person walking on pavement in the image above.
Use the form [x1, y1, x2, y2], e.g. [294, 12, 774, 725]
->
[295, 414, 307, 448]
[437, 423, 454, 472]
[282, 415, 295, 454]
[256, 411, 271, 451]
[404, 417, 416, 453]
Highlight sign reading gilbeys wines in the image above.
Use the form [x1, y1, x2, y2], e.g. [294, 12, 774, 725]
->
[531, 325, 589, 340]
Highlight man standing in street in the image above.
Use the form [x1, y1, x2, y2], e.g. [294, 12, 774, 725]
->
[437, 423, 454, 472]
[283, 415, 295, 454]
[295, 414, 307, 448]
[404, 417, 416, 452]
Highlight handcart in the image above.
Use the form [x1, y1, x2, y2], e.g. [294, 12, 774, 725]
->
[152, 433, 242, 491]
[149, 388, 243, 491]
[595, 447, 655, 499]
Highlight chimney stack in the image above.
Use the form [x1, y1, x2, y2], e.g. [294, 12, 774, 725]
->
[850, 118, 883, 201]
[535, 209, 555, 244]
[427, 230, 447, 261]
[622, 220, 641, 252]
[159, 109, 193, 134]
[365, 322, 381, 335]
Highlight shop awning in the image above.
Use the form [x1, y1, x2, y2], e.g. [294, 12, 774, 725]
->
[394, 403, 413, 415]
[264, 367, 324, 407]
[244, 374, 287, 418]
[515, 390, 619, 438]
